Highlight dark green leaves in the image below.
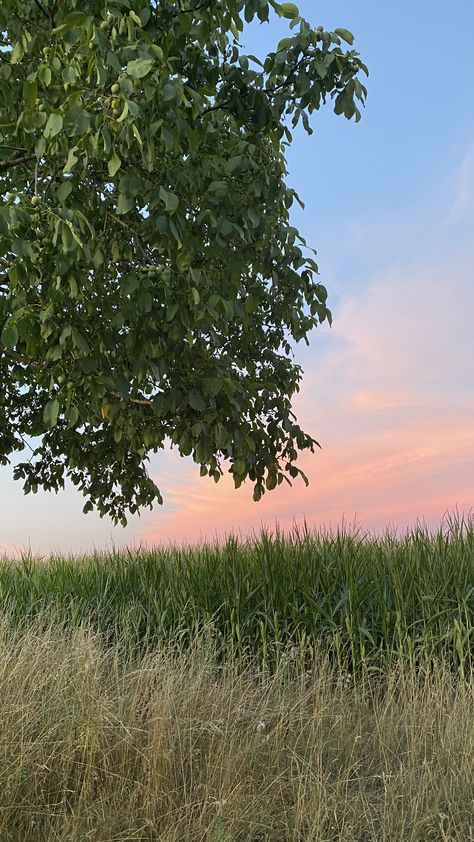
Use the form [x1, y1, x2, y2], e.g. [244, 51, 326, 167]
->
[0, 0, 367, 524]
[188, 392, 206, 411]
[1, 321, 18, 350]
[116, 194, 135, 215]
[208, 181, 228, 198]
[43, 399, 60, 430]
[159, 187, 179, 213]
[161, 82, 177, 102]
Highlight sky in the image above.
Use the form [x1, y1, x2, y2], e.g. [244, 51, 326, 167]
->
[1, 0, 473, 556]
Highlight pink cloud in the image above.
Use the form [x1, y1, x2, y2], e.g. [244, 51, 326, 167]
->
[137, 216, 474, 548]
[136, 400, 473, 547]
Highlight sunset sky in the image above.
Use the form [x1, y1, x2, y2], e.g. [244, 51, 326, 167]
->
[1, 0, 473, 557]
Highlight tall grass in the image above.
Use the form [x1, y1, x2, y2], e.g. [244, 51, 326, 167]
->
[0, 619, 473, 841]
[0, 513, 473, 674]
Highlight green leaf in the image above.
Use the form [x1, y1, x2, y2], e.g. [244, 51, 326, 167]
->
[1, 321, 19, 349]
[315, 283, 328, 303]
[266, 471, 278, 490]
[208, 180, 228, 198]
[116, 101, 129, 123]
[161, 126, 175, 150]
[126, 58, 154, 79]
[64, 105, 91, 136]
[159, 187, 179, 213]
[45, 345, 63, 362]
[188, 392, 205, 411]
[66, 405, 79, 429]
[78, 356, 98, 373]
[161, 82, 176, 101]
[203, 378, 222, 397]
[23, 79, 37, 106]
[44, 113, 63, 139]
[279, 3, 299, 19]
[35, 137, 47, 158]
[116, 194, 135, 215]
[38, 65, 52, 87]
[56, 181, 73, 203]
[228, 155, 242, 172]
[233, 458, 246, 475]
[108, 150, 122, 177]
[63, 146, 78, 173]
[119, 172, 143, 197]
[276, 37, 293, 50]
[334, 27, 354, 45]
[83, 500, 94, 514]
[43, 398, 60, 429]
[247, 208, 260, 228]
[132, 123, 142, 146]
[53, 11, 88, 32]
[71, 327, 90, 355]
[10, 41, 24, 64]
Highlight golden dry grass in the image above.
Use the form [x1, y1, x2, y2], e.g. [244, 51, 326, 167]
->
[0, 619, 472, 841]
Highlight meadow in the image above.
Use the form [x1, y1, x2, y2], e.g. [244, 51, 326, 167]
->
[0, 513, 473, 840]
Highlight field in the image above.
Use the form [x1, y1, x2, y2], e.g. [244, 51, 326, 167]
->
[0, 514, 473, 840]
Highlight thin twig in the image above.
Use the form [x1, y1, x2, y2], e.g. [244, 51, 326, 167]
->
[173, 0, 211, 15]
[0, 153, 35, 175]
[200, 99, 231, 117]
[110, 391, 153, 406]
[32, 0, 52, 20]
[2, 356, 154, 409]
[104, 209, 148, 256]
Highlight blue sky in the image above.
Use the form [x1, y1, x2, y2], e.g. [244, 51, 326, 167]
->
[1, 0, 473, 556]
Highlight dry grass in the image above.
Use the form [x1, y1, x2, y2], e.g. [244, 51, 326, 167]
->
[0, 619, 472, 841]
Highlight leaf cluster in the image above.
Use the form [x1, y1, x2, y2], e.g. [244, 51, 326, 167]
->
[0, 0, 367, 523]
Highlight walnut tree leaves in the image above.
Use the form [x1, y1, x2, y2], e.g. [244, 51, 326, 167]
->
[0, 0, 367, 524]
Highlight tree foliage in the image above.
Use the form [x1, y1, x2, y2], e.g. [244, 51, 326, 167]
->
[0, 0, 367, 524]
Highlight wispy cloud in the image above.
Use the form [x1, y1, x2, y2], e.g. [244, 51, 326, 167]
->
[137, 145, 474, 548]
[450, 144, 474, 220]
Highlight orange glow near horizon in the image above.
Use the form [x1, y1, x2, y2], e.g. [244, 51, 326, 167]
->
[134, 402, 474, 549]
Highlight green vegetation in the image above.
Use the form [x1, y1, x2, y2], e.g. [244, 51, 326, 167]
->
[1, 514, 473, 676]
[0, 514, 473, 837]
[0, 0, 367, 524]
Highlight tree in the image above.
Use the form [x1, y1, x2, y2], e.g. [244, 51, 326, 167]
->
[0, 0, 367, 525]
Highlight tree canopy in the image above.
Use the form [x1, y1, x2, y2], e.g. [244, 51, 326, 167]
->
[0, 0, 367, 524]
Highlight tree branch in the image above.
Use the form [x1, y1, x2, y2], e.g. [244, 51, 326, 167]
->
[199, 54, 310, 121]
[174, 0, 212, 15]
[104, 208, 148, 256]
[32, 0, 53, 20]
[0, 152, 35, 175]
[200, 99, 232, 117]
[2, 356, 155, 410]
[110, 391, 153, 406]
